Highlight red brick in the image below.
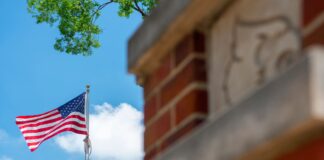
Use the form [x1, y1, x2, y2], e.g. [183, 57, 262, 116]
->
[144, 95, 158, 124]
[303, 0, 324, 27]
[278, 135, 324, 160]
[175, 31, 205, 66]
[144, 53, 173, 97]
[144, 110, 172, 151]
[175, 89, 208, 125]
[160, 118, 204, 152]
[303, 22, 324, 47]
[144, 146, 158, 160]
[161, 59, 206, 108]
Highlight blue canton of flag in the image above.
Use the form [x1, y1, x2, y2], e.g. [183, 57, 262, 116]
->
[58, 93, 85, 118]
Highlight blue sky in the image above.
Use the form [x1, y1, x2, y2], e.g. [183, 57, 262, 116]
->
[0, 0, 143, 159]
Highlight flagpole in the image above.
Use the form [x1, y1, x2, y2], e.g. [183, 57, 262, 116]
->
[84, 85, 91, 160]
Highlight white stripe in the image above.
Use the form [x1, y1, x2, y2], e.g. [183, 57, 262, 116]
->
[16, 110, 59, 122]
[29, 145, 36, 149]
[61, 112, 85, 119]
[18, 113, 61, 128]
[19, 112, 84, 131]
[26, 124, 87, 144]
[23, 118, 86, 137]
[20, 119, 63, 132]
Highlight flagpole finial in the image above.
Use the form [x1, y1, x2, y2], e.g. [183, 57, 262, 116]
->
[86, 85, 90, 93]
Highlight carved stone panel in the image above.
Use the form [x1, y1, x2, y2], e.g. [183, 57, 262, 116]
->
[208, 0, 302, 116]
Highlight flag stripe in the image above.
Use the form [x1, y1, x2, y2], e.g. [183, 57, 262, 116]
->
[21, 115, 84, 134]
[23, 117, 86, 137]
[19, 118, 63, 132]
[18, 113, 85, 129]
[18, 116, 63, 129]
[25, 122, 86, 141]
[16, 109, 57, 120]
[26, 125, 87, 145]
[16, 111, 60, 124]
[19, 112, 84, 132]
[20, 112, 85, 137]
[28, 128, 88, 152]
[16, 113, 61, 126]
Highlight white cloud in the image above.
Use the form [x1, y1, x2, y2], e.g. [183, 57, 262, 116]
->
[55, 103, 144, 160]
[0, 155, 13, 160]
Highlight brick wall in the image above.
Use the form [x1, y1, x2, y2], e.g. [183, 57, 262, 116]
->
[303, 0, 324, 47]
[133, 0, 324, 159]
[143, 31, 208, 160]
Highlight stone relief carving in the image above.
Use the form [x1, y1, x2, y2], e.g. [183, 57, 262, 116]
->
[222, 15, 301, 106]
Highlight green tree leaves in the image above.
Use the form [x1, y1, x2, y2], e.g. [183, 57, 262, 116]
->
[27, 0, 157, 55]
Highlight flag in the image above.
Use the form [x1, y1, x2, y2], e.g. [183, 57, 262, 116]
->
[16, 92, 88, 152]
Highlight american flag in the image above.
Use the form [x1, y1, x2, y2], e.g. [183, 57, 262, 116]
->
[16, 92, 88, 152]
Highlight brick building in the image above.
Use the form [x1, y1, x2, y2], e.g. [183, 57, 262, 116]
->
[127, 0, 324, 159]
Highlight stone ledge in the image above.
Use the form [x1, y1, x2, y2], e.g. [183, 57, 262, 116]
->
[127, 0, 232, 78]
[128, 0, 192, 72]
[155, 47, 324, 160]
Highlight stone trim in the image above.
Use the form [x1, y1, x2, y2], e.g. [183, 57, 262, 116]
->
[128, 0, 232, 77]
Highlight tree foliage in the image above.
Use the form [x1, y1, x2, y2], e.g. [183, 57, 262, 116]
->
[27, 0, 157, 55]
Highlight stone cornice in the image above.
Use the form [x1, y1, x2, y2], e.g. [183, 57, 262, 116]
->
[128, 0, 233, 82]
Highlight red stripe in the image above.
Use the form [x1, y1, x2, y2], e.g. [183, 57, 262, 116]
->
[16, 115, 84, 129]
[28, 128, 88, 152]
[26, 141, 39, 146]
[16, 111, 60, 124]
[61, 115, 85, 121]
[19, 114, 84, 132]
[21, 118, 83, 134]
[19, 114, 85, 133]
[19, 115, 86, 149]
[17, 117, 63, 129]
[23, 121, 86, 139]
[16, 109, 56, 119]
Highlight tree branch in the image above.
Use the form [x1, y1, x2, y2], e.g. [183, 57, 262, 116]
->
[91, 0, 147, 20]
[98, 0, 114, 10]
[91, 0, 114, 19]
[132, 0, 147, 17]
